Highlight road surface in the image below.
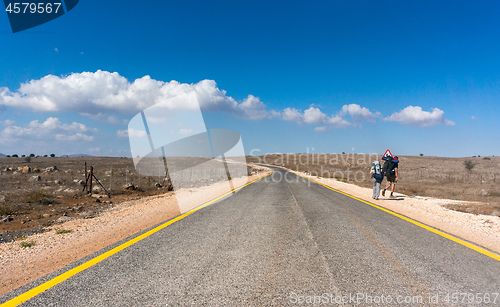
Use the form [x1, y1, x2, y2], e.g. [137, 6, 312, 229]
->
[2, 167, 500, 306]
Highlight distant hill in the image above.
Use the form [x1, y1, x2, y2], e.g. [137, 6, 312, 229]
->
[0, 153, 6, 157]
[67, 154, 94, 157]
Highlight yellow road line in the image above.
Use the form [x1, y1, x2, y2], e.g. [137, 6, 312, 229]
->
[295, 172, 500, 262]
[1, 171, 273, 307]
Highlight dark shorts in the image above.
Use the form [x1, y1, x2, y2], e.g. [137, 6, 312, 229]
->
[386, 175, 396, 183]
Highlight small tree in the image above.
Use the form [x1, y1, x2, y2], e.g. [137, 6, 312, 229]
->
[463, 160, 476, 172]
[420, 153, 424, 157]
[50, 154, 56, 157]
[29, 153, 35, 157]
[12, 154, 18, 157]
[43, 155, 48, 157]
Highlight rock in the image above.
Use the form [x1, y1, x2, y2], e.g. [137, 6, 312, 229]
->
[19, 166, 31, 174]
[0, 195, 5, 203]
[45, 166, 58, 172]
[73, 179, 85, 185]
[481, 189, 488, 196]
[55, 180, 62, 184]
[42, 213, 51, 218]
[1, 216, 13, 223]
[155, 183, 162, 188]
[56, 216, 74, 223]
[12, 171, 20, 175]
[29, 175, 41, 181]
[33, 168, 41, 173]
[123, 183, 136, 190]
[79, 210, 96, 218]
[95, 198, 101, 203]
[74, 205, 83, 212]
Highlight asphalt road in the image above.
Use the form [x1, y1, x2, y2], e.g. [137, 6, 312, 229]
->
[2, 168, 500, 306]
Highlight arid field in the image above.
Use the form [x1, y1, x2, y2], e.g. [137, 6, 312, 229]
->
[247, 153, 500, 216]
[0, 156, 254, 241]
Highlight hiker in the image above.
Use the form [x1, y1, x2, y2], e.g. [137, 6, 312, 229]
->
[370, 160, 384, 200]
[382, 155, 399, 198]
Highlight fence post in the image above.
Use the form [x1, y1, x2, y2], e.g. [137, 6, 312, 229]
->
[109, 165, 112, 192]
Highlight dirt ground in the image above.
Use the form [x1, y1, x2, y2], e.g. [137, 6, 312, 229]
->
[0, 156, 255, 238]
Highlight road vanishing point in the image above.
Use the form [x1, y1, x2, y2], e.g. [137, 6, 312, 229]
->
[1, 167, 499, 306]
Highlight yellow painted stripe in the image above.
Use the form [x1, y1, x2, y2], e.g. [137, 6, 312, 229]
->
[1, 171, 273, 307]
[296, 172, 500, 262]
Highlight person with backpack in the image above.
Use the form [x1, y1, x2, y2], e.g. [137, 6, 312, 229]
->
[381, 155, 399, 198]
[370, 160, 384, 200]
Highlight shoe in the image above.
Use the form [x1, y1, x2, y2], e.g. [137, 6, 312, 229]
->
[382, 189, 386, 196]
[375, 197, 379, 200]
[390, 194, 395, 198]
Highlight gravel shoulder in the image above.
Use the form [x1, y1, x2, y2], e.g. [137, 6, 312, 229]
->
[0, 167, 271, 296]
[291, 169, 500, 255]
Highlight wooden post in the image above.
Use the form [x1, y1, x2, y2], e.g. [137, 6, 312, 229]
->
[88, 166, 93, 194]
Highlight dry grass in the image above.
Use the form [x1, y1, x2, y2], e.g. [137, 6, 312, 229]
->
[25, 190, 54, 205]
[247, 153, 500, 215]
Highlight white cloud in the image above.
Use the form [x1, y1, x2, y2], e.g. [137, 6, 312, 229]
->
[471, 116, 478, 120]
[314, 126, 327, 133]
[340, 104, 380, 122]
[384, 106, 455, 127]
[117, 128, 147, 138]
[282, 108, 303, 122]
[280, 105, 351, 128]
[0, 117, 97, 144]
[303, 107, 327, 124]
[0, 119, 15, 126]
[0, 71, 273, 121]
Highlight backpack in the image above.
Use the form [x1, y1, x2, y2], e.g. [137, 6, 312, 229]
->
[372, 161, 384, 180]
[382, 156, 398, 176]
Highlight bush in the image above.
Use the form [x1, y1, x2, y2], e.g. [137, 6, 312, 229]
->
[484, 157, 491, 160]
[12, 154, 18, 157]
[55, 228, 73, 234]
[463, 160, 476, 172]
[29, 153, 35, 157]
[0, 203, 18, 215]
[50, 154, 56, 157]
[26, 190, 54, 205]
[420, 153, 424, 157]
[20, 240, 36, 248]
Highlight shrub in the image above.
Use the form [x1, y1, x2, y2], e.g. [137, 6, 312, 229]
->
[20, 240, 36, 248]
[12, 154, 18, 157]
[29, 153, 35, 157]
[463, 160, 476, 172]
[420, 153, 424, 157]
[50, 154, 55, 157]
[0, 203, 18, 215]
[484, 157, 491, 160]
[55, 228, 73, 234]
[26, 190, 54, 205]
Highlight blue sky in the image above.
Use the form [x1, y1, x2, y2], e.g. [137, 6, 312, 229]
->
[0, 0, 499, 157]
